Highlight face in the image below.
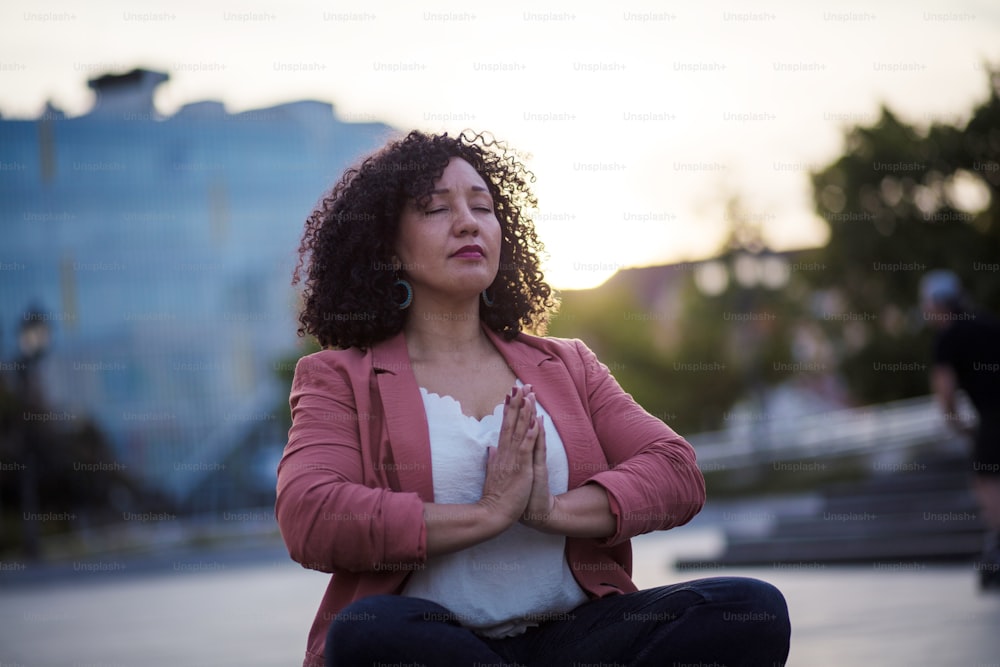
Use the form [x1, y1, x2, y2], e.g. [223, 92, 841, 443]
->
[394, 157, 502, 305]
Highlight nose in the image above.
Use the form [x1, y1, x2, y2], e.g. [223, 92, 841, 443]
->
[453, 203, 480, 236]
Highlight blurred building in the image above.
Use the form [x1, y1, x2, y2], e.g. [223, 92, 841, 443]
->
[0, 68, 394, 510]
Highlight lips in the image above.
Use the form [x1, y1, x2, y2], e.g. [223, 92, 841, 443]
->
[450, 245, 485, 259]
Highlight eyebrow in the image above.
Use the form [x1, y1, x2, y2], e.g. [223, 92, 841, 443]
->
[430, 186, 491, 195]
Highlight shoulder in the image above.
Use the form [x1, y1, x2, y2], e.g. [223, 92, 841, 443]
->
[936, 317, 974, 351]
[504, 332, 609, 384]
[513, 331, 581, 351]
[296, 346, 366, 368]
[508, 332, 596, 364]
[292, 347, 372, 385]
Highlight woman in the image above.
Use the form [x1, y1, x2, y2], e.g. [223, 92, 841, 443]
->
[276, 130, 791, 667]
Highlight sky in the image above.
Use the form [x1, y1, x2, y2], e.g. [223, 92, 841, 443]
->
[2, 0, 999, 289]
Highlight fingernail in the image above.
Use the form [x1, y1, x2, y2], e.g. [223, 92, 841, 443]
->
[509, 387, 518, 398]
[529, 416, 536, 429]
[504, 394, 510, 405]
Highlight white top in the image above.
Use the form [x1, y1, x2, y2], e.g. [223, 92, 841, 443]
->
[400, 382, 589, 637]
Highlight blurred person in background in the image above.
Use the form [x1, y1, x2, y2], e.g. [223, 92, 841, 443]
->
[921, 269, 1000, 589]
[276, 130, 791, 667]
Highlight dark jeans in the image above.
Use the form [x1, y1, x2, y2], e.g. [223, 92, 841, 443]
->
[326, 576, 790, 667]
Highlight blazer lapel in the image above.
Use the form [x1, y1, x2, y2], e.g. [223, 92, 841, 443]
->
[371, 332, 435, 502]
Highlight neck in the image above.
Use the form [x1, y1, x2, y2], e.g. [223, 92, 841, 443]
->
[404, 294, 489, 363]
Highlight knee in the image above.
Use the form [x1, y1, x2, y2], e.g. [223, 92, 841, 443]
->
[687, 577, 790, 639]
[719, 578, 791, 647]
[677, 577, 790, 664]
[732, 578, 787, 615]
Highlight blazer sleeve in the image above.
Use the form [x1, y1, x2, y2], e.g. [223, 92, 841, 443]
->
[574, 339, 706, 546]
[274, 353, 427, 573]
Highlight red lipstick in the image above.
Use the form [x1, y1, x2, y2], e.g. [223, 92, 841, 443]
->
[451, 245, 485, 259]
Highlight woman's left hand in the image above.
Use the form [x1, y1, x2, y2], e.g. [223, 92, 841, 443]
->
[521, 412, 556, 531]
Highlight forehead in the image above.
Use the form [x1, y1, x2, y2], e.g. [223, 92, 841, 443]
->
[431, 157, 491, 193]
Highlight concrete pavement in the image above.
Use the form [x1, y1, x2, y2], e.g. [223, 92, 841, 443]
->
[1, 524, 998, 666]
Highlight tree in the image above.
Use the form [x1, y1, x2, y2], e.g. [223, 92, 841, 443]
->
[807, 70, 1000, 403]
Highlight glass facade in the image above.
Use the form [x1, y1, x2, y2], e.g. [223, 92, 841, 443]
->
[0, 72, 394, 508]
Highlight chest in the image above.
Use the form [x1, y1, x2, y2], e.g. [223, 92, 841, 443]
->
[410, 356, 519, 421]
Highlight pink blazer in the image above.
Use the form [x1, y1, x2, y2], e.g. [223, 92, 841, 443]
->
[275, 325, 706, 666]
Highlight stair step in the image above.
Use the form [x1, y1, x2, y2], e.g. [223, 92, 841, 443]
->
[728, 511, 984, 542]
[820, 489, 977, 514]
[691, 451, 986, 567]
[681, 531, 985, 567]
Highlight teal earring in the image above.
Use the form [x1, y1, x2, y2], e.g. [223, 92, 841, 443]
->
[393, 278, 413, 310]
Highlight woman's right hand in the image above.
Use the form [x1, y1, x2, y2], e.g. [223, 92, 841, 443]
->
[478, 385, 539, 526]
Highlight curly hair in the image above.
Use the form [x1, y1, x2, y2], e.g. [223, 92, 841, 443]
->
[293, 130, 557, 349]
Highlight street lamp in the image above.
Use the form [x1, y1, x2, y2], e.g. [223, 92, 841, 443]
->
[19, 311, 52, 363]
[18, 306, 51, 560]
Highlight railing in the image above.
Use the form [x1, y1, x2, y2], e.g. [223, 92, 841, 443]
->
[687, 394, 975, 470]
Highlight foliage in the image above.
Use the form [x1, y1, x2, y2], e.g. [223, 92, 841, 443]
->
[806, 70, 1000, 403]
